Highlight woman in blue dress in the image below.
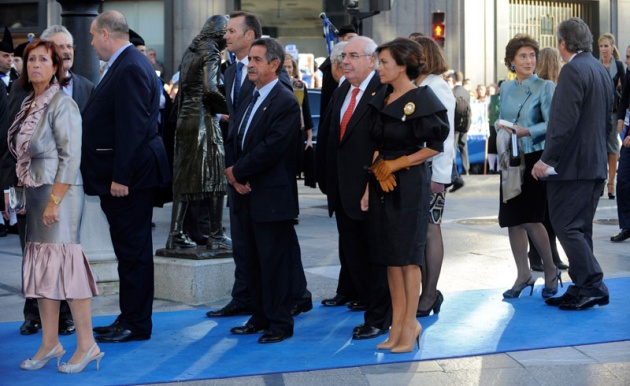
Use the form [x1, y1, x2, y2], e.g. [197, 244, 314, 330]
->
[496, 34, 561, 299]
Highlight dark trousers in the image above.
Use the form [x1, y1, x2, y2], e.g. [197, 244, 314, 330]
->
[454, 132, 469, 174]
[228, 194, 251, 309]
[617, 146, 630, 229]
[547, 179, 608, 297]
[234, 197, 294, 334]
[100, 189, 155, 336]
[335, 207, 391, 330]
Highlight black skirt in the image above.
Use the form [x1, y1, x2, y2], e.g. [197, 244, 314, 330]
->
[498, 150, 546, 227]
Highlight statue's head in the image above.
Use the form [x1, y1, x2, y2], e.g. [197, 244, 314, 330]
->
[201, 15, 228, 48]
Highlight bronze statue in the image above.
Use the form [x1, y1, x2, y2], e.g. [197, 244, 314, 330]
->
[166, 15, 231, 250]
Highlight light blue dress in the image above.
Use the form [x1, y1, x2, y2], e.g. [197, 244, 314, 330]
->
[496, 74, 555, 154]
[496, 74, 556, 227]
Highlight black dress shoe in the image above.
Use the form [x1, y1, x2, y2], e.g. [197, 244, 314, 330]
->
[290, 302, 313, 317]
[93, 320, 121, 335]
[530, 263, 544, 272]
[206, 303, 251, 317]
[321, 294, 350, 307]
[20, 320, 41, 335]
[230, 323, 264, 335]
[559, 295, 609, 310]
[258, 330, 292, 343]
[545, 292, 577, 306]
[347, 300, 367, 311]
[449, 178, 464, 193]
[352, 325, 387, 340]
[555, 261, 569, 270]
[352, 323, 364, 334]
[58, 319, 76, 335]
[95, 326, 150, 343]
[611, 229, 630, 242]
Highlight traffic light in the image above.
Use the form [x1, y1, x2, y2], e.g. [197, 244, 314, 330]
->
[432, 12, 445, 48]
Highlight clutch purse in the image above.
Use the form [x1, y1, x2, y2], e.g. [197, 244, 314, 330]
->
[9, 185, 25, 210]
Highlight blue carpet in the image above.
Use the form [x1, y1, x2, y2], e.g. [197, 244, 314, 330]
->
[1, 277, 629, 386]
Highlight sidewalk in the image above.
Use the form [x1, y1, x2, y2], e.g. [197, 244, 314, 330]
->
[1, 175, 629, 385]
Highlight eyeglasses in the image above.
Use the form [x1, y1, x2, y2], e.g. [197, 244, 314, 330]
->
[340, 53, 371, 60]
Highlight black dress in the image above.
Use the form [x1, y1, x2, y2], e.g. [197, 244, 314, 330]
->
[368, 86, 449, 267]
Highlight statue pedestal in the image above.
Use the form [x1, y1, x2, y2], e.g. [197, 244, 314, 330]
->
[154, 248, 235, 305]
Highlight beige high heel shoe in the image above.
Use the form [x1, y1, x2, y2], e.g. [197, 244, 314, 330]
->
[58, 343, 104, 374]
[376, 328, 400, 350]
[391, 322, 422, 353]
[21, 343, 66, 370]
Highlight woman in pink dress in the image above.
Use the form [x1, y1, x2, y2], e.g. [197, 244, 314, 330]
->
[8, 40, 102, 374]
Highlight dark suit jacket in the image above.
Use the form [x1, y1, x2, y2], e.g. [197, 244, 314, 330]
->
[81, 45, 171, 196]
[225, 79, 301, 223]
[617, 68, 630, 125]
[541, 52, 613, 181]
[71, 73, 94, 113]
[322, 72, 383, 220]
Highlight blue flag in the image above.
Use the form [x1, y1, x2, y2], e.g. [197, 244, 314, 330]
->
[321, 15, 337, 56]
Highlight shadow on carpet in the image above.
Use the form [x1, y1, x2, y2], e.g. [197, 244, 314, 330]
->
[2, 277, 629, 386]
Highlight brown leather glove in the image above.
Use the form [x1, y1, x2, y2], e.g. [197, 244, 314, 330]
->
[378, 174, 397, 192]
[369, 156, 411, 182]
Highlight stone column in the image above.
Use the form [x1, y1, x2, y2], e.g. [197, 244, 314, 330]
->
[56, 0, 102, 84]
[56, 0, 119, 294]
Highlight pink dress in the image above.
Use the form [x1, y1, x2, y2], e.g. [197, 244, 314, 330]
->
[9, 84, 98, 300]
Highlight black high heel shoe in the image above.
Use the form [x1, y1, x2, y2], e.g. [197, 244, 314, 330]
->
[542, 269, 564, 299]
[417, 290, 443, 317]
[503, 276, 535, 298]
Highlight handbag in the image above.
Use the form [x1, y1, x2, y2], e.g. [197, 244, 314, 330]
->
[9, 185, 25, 210]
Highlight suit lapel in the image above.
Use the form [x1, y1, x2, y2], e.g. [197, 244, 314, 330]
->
[85, 46, 132, 111]
[242, 83, 279, 151]
[224, 64, 235, 110]
[341, 72, 380, 143]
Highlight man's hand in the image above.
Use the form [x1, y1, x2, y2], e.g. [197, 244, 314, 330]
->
[110, 182, 129, 197]
[623, 136, 630, 148]
[233, 181, 251, 195]
[220, 114, 230, 123]
[225, 166, 236, 185]
[531, 159, 550, 180]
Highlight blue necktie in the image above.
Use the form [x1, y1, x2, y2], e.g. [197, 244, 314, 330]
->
[233, 62, 244, 109]
[237, 90, 260, 150]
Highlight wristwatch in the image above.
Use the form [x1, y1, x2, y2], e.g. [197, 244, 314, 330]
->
[50, 194, 61, 205]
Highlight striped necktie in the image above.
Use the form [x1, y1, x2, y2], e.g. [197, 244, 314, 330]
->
[340, 88, 360, 140]
[237, 90, 260, 150]
[233, 62, 244, 109]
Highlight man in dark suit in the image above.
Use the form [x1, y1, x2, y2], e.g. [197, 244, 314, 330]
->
[207, 11, 311, 318]
[532, 17, 612, 311]
[319, 36, 391, 339]
[225, 37, 301, 343]
[81, 10, 170, 342]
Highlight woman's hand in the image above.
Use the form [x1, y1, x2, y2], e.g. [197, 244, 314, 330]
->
[42, 202, 60, 227]
[512, 125, 530, 138]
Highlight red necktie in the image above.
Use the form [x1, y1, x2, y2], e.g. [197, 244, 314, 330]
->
[340, 88, 360, 140]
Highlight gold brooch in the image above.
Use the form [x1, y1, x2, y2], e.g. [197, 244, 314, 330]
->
[402, 102, 415, 121]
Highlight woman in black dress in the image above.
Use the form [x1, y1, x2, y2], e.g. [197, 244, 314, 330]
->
[362, 38, 449, 353]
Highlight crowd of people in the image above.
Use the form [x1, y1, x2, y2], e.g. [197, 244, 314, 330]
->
[0, 9, 624, 375]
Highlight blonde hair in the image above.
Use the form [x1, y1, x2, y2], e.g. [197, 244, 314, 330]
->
[536, 47, 562, 84]
[598, 33, 620, 60]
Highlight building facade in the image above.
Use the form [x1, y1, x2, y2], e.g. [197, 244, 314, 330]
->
[1, 0, 627, 87]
